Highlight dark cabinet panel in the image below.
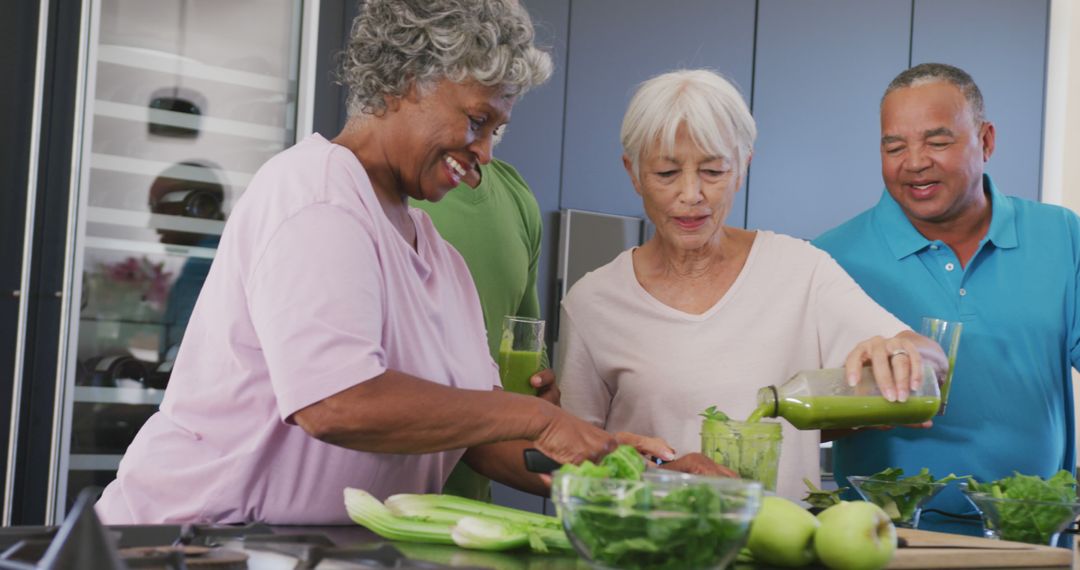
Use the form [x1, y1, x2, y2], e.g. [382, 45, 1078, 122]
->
[559, 0, 756, 224]
[911, 0, 1049, 201]
[747, 0, 911, 239]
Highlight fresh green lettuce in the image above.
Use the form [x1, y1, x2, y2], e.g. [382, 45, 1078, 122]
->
[556, 445, 750, 570]
[856, 467, 964, 523]
[966, 470, 1078, 544]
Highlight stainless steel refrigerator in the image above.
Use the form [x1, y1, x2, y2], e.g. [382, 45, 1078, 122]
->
[1, 0, 345, 525]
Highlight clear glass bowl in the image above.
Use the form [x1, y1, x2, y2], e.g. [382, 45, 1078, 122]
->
[960, 483, 1080, 545]
[551, 470, 762, 570]
[846, 475, 949, 528]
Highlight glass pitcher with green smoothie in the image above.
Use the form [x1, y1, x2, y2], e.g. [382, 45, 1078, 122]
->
[753, 364, 941, 430]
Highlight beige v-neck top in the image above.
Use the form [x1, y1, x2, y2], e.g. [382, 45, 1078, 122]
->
[557, 230, 906, 499]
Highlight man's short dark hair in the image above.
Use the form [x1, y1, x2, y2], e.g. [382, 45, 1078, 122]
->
[883, 63, 986, 123]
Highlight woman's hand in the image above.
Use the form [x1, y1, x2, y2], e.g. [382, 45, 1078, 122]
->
[529, 368, 559, 405]
[615, 432, 676, 463]
[658, 453, 737, 477]
[533, 409, 618, 467]
[844, 331, 947, 402]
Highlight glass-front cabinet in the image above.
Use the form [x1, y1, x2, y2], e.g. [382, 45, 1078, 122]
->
[55, 0, 317, 519]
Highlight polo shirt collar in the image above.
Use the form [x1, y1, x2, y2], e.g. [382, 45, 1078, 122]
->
[983, 175, 1018, 250]
[874, 174, 1017, 260]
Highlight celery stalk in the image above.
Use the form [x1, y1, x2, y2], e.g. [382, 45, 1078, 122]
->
[345, 488, 572, 552]
[344, 488, 456, 544]
[450, 517, 530, 551]
[386, 493, 561, 530]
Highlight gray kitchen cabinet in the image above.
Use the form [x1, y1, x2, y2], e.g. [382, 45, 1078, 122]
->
[747, 0, 912, 239]
[911, 0, 1049, 202]
[558, 0, 756, 224]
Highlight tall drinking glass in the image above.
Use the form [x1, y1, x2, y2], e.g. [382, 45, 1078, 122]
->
[920, 317, 963, 415]
[498, 316, 545, 395]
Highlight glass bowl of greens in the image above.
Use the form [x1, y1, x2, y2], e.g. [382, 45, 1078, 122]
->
[552, 470, 762, 570]
[847, 472, 952, 528]
[960, 473, 1080, 545]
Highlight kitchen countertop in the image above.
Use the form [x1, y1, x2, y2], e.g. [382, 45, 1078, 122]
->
[269, 525, 586, 568]
[271, 525, 1072, 570]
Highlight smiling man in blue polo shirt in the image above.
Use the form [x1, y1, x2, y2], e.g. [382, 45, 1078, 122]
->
[814, 63, 1080, 534]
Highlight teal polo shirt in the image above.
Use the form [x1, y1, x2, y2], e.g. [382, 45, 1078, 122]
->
[813, 175, 1080, 533]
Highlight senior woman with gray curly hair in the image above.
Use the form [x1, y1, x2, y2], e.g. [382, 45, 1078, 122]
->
[557, 69, 948, 501]
[95, 0, 670, 525]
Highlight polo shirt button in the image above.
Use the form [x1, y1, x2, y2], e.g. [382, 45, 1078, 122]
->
[930, 245, 940, 250]
[945, 263, 955, 271]
[959, 288, 967, 296]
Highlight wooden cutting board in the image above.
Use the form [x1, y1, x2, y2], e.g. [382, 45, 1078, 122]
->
[887, 528, 1071, 569]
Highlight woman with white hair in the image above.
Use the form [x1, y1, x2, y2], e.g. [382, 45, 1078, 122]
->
[96, 0, 698, 525]
[557, 69, 947, 500]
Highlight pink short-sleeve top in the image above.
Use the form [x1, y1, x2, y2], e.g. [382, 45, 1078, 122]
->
[95, 134, 499, 524]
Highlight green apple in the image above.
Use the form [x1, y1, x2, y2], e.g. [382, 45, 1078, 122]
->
[747, 496, 819, 567]
[814, 501, 897, 570]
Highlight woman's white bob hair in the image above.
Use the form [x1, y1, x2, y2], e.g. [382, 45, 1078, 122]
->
[621, 69, 756, 179]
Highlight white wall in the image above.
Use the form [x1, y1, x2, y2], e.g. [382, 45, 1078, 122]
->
[1042, 0, 1080, 465]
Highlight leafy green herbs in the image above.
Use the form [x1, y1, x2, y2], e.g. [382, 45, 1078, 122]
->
[966, 470, 1079, 545]
[802, 477, 847, 510]
[555, 445, 752, 570]
[699, 405, 730, 422]
[852, 467, 964, 524]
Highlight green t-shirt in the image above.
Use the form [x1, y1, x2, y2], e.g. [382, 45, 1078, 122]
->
[411, 159, 545, 501]
[412, 159, 545, 360]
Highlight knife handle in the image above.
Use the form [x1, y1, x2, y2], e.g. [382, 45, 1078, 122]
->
[523, 449, 562, 473]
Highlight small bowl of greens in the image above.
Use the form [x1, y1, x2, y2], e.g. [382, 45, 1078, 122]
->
[552, 469, 762, 570]
[847, 468, 962, 528]
[961, 470, 1080, 545]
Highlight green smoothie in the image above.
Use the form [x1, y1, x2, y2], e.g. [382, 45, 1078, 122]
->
[776, 396, 941, 430]
[498, 349, 542, 395]
[701, 417, 781, 491]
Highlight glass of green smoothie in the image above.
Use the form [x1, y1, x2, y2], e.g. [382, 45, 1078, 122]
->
[920, 317, 963, 415]
[701, 418, 782, 492]
[498, 316, 545, 395]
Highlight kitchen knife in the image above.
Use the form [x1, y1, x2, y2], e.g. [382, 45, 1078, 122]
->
[523, 449, 562, 473]
[523, 448, 666, 473]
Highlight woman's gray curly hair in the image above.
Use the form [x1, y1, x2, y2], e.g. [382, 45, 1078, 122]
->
[340, 0, 553, 117]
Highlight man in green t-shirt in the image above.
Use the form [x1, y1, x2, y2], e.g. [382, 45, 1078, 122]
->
[412, 154, 550, 501]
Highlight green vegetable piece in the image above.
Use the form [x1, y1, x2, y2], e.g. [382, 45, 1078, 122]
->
[450, 516, 530, 551]
[386, 493, 561, 530]
[966, 470, 1079, 544]
[556, 444, 752, 569]
[856, 467, 967, 524]
[346, 488, 569, 552]
[345, 488, 456, 545]
[802, 477, 847, 509]
[699, 405, 730, 422]
[555, 444, 645, 481]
